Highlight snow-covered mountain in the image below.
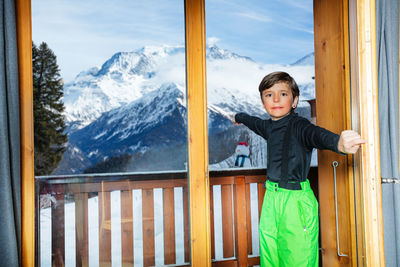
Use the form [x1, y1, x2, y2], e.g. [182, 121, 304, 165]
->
[55, 45, 315, 174]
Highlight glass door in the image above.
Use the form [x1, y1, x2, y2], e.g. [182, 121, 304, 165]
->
[32, 1, 189, 266]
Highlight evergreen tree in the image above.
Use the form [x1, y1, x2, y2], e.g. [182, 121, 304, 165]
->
[33, 42, 68, 175]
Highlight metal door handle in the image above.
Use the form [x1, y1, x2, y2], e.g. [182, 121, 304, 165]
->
[332, 161, 348, 257]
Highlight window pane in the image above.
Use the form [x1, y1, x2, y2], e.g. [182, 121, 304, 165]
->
[205, 0, 314, 262]
[33, 1, 190, 266]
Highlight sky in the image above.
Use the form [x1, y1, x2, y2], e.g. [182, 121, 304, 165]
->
[32, 0, 314, 82]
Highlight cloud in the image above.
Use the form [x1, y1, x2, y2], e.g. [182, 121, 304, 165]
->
[235, 11, 271, 23]
[207, 37, 220, 46]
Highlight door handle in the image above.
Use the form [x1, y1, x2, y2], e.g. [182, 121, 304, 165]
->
[332, 161, 348, 257]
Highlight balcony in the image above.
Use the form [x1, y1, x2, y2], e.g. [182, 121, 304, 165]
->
[35, 168, 318, 266]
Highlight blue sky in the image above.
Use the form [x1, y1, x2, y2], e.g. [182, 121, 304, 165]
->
[32, 0, 313, 82]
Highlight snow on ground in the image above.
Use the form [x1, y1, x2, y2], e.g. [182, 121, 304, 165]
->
[40, 185, 261, 266]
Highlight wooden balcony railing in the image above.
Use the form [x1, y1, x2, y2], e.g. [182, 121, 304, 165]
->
[35, 169, 268, 267]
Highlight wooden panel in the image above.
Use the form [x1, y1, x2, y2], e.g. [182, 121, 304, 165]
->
[314, 0, 353, 265]
[245, 183, 252, 255]
[142, 189, 155, 267]
[163, 188, 176, 264]
[221, 185, 234, 258]
[15, 0, 35, 266]
[183, 186, 190, 263]
[185, 0, 211, 265]
[233, 176, 248, 266]
[121, 190, 133, 266]
[210, 186, 215, 260]
[75, 193, 89, 267]
[98, 191, 111, 267]
[51, 194, 65, 266]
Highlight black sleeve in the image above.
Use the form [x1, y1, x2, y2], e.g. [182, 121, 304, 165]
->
[294, 118, 343, 154]
[235, 113, 270, 140]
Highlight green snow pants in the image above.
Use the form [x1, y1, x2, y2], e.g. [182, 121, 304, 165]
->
[259, 180, 319, 267]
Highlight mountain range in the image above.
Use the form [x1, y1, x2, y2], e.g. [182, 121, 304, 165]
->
[53, 45, 315, 174]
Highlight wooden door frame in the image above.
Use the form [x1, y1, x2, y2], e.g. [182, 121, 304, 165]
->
[16, 0, 212, 266]
[349, 0, 385, 265]
[315, 0, 385, 266]
[15, 0, 35, 266]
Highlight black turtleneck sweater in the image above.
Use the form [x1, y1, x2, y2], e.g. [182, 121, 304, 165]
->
[235, 112, 342, 183]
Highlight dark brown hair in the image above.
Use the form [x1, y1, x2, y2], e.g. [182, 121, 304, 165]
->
[258, 71, 300, 100]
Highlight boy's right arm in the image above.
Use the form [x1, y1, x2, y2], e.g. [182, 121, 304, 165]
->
[232, 113, 269, 139]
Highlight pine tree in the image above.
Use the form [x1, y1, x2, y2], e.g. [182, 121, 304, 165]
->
[33, 42, 68, 175]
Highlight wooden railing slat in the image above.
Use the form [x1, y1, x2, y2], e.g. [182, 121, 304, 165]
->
[52, 193, 65, 267]
[245, 183, 252, 255]
[210, 186, 215, 260]
[142, 189, 155, 267]
[98, 191, 111, 267]
[244, 176, 266, 184]
[163, 188, 176, 264]
[221, 184, 234, 258]
[75, 193, 89, 267]
[64, 179, 187, 194]
[210, 176, 234, 186]
[247, 256, 260, 266]
[183, 186, 190, 263]
[234, 176, 248, 266]
[121, 190, 134, 266]
[257, 183, 265, 220]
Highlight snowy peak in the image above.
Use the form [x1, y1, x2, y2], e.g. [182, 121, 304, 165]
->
[290, 52, 315, 66]
[206, 44, 253, 61]
[63, 44, 315, 132]
[96, 51, 150, 77]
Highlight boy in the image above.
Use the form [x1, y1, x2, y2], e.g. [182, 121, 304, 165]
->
[232, 71, 365, 266]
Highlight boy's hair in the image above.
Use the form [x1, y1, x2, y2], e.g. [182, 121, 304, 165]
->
[258, 71, 300, 100]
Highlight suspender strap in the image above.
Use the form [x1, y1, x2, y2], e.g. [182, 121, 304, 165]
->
[278, 116, 302, 190]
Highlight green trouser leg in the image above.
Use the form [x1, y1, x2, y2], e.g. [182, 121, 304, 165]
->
[259, 180, 319, 267]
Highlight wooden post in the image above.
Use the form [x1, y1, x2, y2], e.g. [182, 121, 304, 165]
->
[15, 0, 35, 266]
[185, 0, 211, 266]
[233, 176, 248, 267]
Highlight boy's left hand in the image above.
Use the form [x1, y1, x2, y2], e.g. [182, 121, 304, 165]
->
[338, 130, 366, 154]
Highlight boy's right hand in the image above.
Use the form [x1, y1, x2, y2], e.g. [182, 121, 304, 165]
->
[229, 113, 241, 125]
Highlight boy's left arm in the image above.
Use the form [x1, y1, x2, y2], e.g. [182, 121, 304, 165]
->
[337, 130, 366, 154]
[296, 119, 365, 154]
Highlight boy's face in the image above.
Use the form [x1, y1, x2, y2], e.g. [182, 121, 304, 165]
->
[261, 82, 299, 121]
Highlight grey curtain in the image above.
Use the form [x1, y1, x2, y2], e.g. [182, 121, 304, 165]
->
[0, 0, 21, 266]
[376, 0, 400, 266]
